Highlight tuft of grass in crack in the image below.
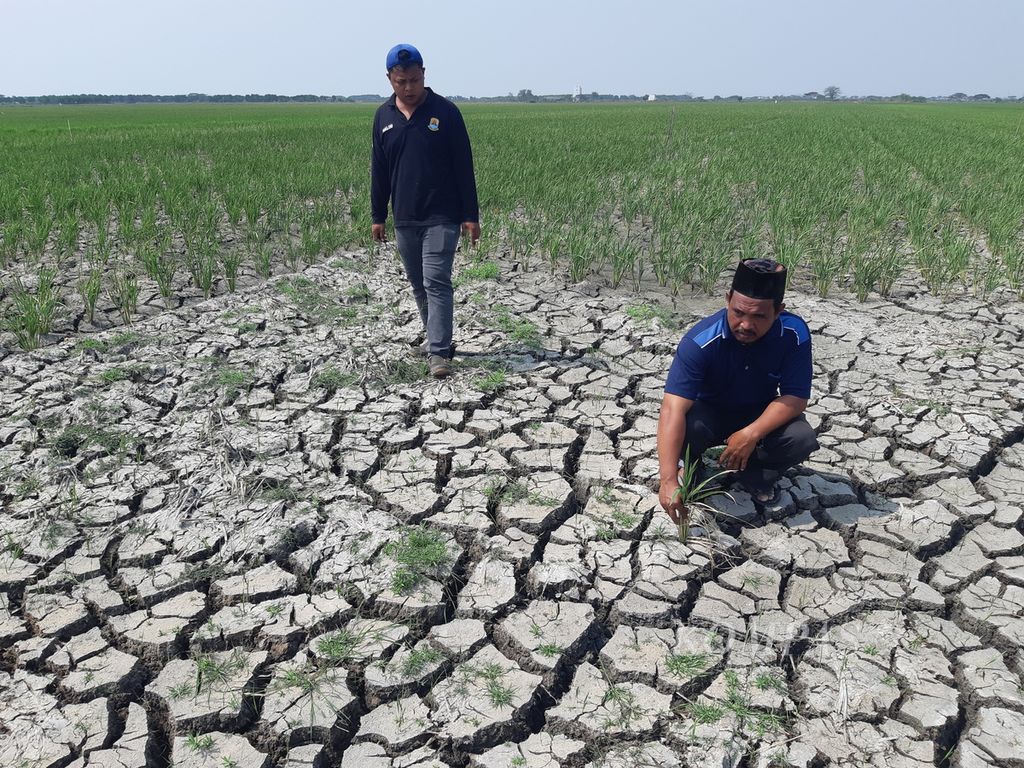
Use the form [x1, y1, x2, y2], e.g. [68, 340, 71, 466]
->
[277, 276, 356, 325]
[536, 643, 563, 658]
[755, 671, 787, 694]
[473, 369, 506, 392]
[686, 700, 724, 724]
[459, 259, 500, 281]
[624, 302, 674, 327]
[399, 646, 442, 678]
[479, 662, 516, 708]
[493, 306, 541, 347]
[51, 423, 136, 459]
[312, 365, 359, 393]
[601, 683, 645, 728]
[501, 482, 529, 504]
[383, 526, 451, 595]
[665, 652, 709, 679]
[185, 733, 215, 752]
[317, 630, 364, 665]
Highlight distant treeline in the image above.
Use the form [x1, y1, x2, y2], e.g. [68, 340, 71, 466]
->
[0, 93, 366, 105]
[0, 92, 1018, 106]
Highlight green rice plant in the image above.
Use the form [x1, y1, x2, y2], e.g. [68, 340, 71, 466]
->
[78, 268, 103, 323]
[696, 234, 732, 296]
[672, 446, 733, 543]
[918, 228, 971, 296]
[140, 240, 179, 307]
[609, 235, 641, 289]
[250, 241, 273, 279]
[108, 269, 139, 325]
[969, 251, 1005, 299]
[850, 247, 882, 302]
[221, 247, 244, 292]
[565, 225, 593, 283]
[0, 219, 23, 266]
[56, 214, 80, 263]
[808, 225, 843, 298]
[872, 230, 904, 296]
[196, 247, 218, 299]
[4, 267, 62, 350]
[24, 210, 54, 264]
[1002, 242, 1024, 296]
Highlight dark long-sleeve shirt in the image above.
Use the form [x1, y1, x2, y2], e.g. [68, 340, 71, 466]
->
[370, 88, 479, 227]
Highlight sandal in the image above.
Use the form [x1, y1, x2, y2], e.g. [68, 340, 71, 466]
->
[739, 480, 782, 506]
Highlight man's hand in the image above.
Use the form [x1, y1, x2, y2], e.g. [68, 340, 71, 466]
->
[462, 221, 480, 246]
[372, 223, 387, 242]
[659, 478, 685, 524]
[719, 426, 759, 471]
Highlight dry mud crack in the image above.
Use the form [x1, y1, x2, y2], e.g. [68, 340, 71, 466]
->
[2, 251, 1024, 768]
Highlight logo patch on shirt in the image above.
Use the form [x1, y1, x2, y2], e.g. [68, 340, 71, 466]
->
[382, 123, 394, 134]
[428, 117, 440, 131]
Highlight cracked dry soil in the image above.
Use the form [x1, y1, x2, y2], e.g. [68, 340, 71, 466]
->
[2, 249, 1024, 768]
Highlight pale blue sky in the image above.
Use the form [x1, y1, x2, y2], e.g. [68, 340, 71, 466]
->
[2, 0, 1021, 98]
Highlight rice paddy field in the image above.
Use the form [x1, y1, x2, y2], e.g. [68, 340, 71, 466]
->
[4, 102, 1024, 768]
[2, 101, 1024, 348]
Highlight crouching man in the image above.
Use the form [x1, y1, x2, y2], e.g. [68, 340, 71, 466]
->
[657, 259, 819, 523]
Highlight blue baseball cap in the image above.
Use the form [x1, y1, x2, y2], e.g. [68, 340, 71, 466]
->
[386, 44, 423, 71]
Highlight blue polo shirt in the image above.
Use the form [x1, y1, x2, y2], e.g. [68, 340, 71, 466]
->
[371, 88, 479, 228]
[665, 308, 812, 407]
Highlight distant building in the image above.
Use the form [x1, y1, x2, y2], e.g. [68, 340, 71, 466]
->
[647, 94, 657, 102]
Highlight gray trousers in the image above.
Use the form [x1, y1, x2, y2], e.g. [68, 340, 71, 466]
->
[395, 224, 460, 357]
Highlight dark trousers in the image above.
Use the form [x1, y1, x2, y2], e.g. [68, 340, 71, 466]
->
[683, 400, 819, 486]
[395, 224, 460, 357]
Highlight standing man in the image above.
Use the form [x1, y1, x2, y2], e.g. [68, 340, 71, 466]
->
[371, 43, 480, 379]
[656, 259, 819, 524]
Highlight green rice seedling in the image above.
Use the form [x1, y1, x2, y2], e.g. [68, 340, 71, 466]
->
[78, 268, 103, 323]
[250, 241, 273, 279]
[542, 226, 564, 275]
[609, 235, 641, 289]
[850, 247, 882, 302]
[56, 214, 80, 263]
[696, 235, 732, 296]
[221, 247, 244, 292]
[1002, 242, 1024, 296]
[672, 445, 733, 543]
[565, 225, 593, 283]
[873, 230, 903, 296]
[197, 247, 218, 299]
[808, 227, 843, 299]
[919, 228, 970, 296]
[5, 267, 62, 350]
[108, 269, 140, 325]
[24, 210, 54, 265]
[969, 251, 1004, 299]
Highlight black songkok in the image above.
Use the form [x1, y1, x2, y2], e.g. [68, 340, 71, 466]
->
[731, 259, 786, 302]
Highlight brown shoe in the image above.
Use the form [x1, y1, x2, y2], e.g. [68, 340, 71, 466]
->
[428, 354, 452, 378]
